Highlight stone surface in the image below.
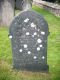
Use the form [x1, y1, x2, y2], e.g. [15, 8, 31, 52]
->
[0, 0, 2, 26]
[16, 0, 33, 10]
[22, 0, 33, 10]
[9, 10, 49, 71]
[0, 0, 15, 26]
[16, 0, 23, 10]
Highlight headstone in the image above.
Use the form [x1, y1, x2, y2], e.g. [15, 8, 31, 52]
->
[22, 0, 33, 10]
[0, 0, 15, 26]
[0, 0, 2, 25]
[9, 10, 49, 71]
[15, 0, 23, 10]
[15, 0, 33, 10]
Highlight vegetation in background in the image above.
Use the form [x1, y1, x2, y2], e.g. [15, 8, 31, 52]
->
[43, 0, 60, 3]
[0, 5, 60, 80]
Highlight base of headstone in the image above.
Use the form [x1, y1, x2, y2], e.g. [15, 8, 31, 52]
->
[13, 63, 49, 72]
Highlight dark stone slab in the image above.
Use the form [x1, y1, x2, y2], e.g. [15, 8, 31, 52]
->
[15, 0, 23, 10]
[9, 10, 49, 71]
[15, 0, 33, 10]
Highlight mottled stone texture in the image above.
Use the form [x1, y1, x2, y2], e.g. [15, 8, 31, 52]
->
[0, 0, 15, 26]
[16, 0, 33, 10]
[22, 0, 33, 10]
[15, 0, 23, 10]
[0, 0, 2, 26]
[9, 10, 49, 71]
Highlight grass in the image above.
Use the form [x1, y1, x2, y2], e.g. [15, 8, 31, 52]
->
[0, 5, 60, 80]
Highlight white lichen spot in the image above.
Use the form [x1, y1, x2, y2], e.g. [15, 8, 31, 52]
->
[34, 56, 37, 59]
[31, 23, 36, 28]
[9, 35, 12, 39]
[24, 44, 28, 48]
[42, 56, 45, 59]
[37, 39, 42, 43]
[37, 47, 40, 51]
[34, 32, 37, 36]
[39, 45, 43, 48]
[28, 51, 31, 54]
[19, 49, 23, 52]
[24, 18, 29, 23]
[26, 32, 30, 35]
[41, 31, 45, 35]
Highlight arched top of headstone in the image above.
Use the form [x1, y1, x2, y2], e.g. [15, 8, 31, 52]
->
[9, 10, 49, 37]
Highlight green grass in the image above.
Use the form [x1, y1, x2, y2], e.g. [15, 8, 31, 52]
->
[0, 5, 60, 80]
